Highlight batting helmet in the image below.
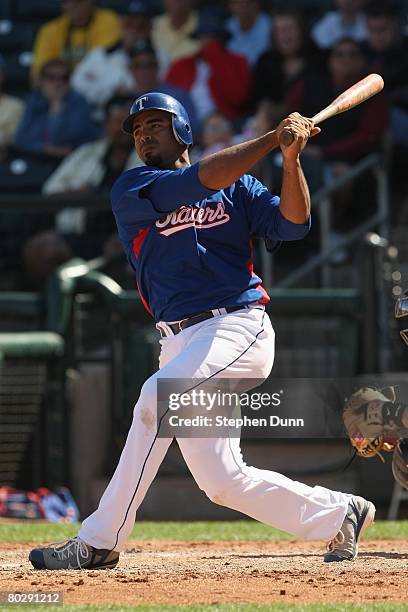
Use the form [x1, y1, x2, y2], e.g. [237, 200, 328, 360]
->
[122, 92, 193, 146]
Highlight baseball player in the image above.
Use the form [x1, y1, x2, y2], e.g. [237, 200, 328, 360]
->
[342, 290, 408, 487]
[30, 92, 375, 570]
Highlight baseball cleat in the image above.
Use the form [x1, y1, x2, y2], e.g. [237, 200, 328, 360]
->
[29, 536, 119, 570]
[324, 495, 375, 562]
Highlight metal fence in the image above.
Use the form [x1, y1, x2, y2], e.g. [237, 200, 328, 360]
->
[0, 332, 67, 489]
[273, 153, 390, 289]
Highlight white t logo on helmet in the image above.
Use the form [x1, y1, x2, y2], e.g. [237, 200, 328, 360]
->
[135, 96, 149, 111]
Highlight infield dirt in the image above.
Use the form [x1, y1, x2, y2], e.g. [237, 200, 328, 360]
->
[1, 540, 407, 606]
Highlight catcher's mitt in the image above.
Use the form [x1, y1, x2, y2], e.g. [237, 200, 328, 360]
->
[392, 438, 408, 489]
[342, 386, 401, 460]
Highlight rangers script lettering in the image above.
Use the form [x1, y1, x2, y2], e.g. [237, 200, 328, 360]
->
[156, 202, 230, 236]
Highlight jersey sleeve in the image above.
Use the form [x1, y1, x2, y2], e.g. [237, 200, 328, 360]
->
[111, 163, 217, 239]
[242, 174, 311, 241]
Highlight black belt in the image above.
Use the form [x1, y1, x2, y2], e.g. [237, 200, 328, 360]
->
[157, 304, 257, 337]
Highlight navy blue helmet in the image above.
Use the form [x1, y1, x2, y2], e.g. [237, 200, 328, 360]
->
[122, 92, 193, 146]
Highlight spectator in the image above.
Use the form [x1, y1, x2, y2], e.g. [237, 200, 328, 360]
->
[20, 231, 72, 291]
[0, 57, 24, 156]
[151, 0, 201, 73]
[363, 2, 408, 145]
[197, 112, 236, 159]
[14, 59, 100, 161]
[226, 0, 271, 66]
[246, 100, 285, 192]
[286, 37, 388, 230]
[311, 0, 368, 49]
[252, 10, 323, 110]
[166, 7, 251, 122]
[32, 0, 121, 81]
[71, 1, 168, 115]
[43, 96, 140, 196]
[43, 96, 140, 257]
[286, 38, 388, 164]
[129, 40, 200, 136]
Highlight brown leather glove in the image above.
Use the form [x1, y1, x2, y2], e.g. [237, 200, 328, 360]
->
[342, 386, 401, 460]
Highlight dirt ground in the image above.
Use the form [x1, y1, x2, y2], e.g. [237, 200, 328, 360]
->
[1, 540, 408, 606]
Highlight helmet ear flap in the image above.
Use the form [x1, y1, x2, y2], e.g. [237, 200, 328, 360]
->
[171, 114, 192, 146]
[171, 116, 182, 144]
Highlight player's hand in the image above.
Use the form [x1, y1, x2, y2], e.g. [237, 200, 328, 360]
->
[276, 113, 320, 161]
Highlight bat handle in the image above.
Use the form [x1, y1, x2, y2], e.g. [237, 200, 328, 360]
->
[279, 129, 295, 147]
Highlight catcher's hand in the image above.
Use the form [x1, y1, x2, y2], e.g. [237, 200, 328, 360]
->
[342, 386, 402, 459]
[392, 438, 408, 489]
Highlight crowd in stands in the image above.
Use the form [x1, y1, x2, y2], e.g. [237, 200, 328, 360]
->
[0, 0, 406, 290]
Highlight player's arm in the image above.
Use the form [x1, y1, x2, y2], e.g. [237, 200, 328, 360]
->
[279, 148, 311, 224]
[121, 114, 317, 220]
[198, 113, 320, 195]
[114, 164, 217, 220]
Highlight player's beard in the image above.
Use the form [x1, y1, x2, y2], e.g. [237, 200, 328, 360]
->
[143, 151, 163, 167]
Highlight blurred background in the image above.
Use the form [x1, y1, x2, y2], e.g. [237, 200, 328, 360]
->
[0, 0, 407, 522]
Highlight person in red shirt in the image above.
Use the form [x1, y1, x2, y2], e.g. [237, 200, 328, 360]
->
[165, 7, 250, 122]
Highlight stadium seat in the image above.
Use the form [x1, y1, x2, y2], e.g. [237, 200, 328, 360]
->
[0, 0, 13, 20]
[96, 0, 163, 16]
[287, 0, 333, 24]
[3, 51, 33, 96]
[96, 0, 131, 14]
[0, 21, 36, 53]
[13, 0, 60, 21]
[0, 158, 57, 193]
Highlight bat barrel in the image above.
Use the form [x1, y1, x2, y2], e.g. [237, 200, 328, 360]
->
[278, 73, 384, 148]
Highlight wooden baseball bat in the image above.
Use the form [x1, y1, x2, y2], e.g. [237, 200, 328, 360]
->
[279, 73, 384, 147]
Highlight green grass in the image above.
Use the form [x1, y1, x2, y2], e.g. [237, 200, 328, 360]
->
[1, 605, 406, 612]
[0, 520, 408, 544]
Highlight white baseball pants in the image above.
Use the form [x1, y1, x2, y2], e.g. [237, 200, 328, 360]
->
[79, 305, 350, 551]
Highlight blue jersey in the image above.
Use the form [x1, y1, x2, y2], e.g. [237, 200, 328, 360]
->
[111, 162, 310, 321]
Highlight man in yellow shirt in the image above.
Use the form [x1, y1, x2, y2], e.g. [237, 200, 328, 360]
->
[32, 0, 121, 81]
[151, 0, 201, 74]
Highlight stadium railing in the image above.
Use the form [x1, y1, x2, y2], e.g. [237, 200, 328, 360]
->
[0, 329, 67, 489]
[273, 152, 390, 289]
